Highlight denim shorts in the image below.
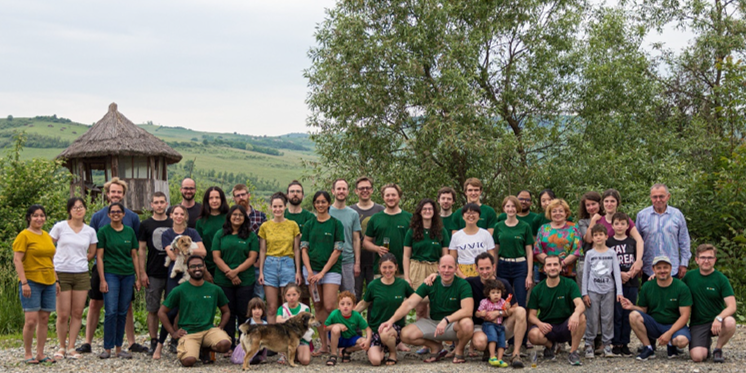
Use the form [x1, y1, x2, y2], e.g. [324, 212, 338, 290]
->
[19, 279, 56, 312]
[481, 322, 507, 348]
[635, 310, 691, 342]
[302, 267, 342, 285]
[263, 256, 296, 288]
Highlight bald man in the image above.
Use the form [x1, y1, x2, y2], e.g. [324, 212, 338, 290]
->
[378, 255, 474, 363]
[167, 178, 202, 228]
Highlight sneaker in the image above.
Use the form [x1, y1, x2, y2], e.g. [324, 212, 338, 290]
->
[620, 345, 633, 357]
[169, 338, 178, 354]
[543, 343, 556, 361]
[497, 359, 509, 368]
[147, 338, 157, 356]
[416, 347, 430, 355]
[99, 351, 111, 359]
[603, 345, 619, 357]
[667, 344, 680, 359]
[511, 355, 525, 368]
[489, 356, 500, 366]
[76, 343, 92, 354]
[506, 344, 515, 356]
[584, 345, 595, 359]
[568, 351, 582, 366]
[129, 342, 146, 353]
[611, 346, 623, 356]
[117, 351, 133, 359]
[713, 348, 724, 363]
[519, 345, 528, 357]
[636, 346, 655, 361]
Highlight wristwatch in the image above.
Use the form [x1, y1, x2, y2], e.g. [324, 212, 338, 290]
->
[716, 316, 724, 323]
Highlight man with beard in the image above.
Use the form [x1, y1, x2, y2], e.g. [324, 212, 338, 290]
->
[351, 176, 385, 301]
[232, 183, 267, 299]
[138, 192, 173, 356]
[284, 180, 315, 231]
[497, 190, 541, 235]
[78, 177, 144, 354]
[363, 183, 413, 275]
[329, 178, 362, 293]
[437, 187, 458, 233]
[527, 255, 586, 366]
[158, 255, 231, 367]
[622, 256, 692, 361]
[167, 178, 202, 228]
[452, 178, 497, 235]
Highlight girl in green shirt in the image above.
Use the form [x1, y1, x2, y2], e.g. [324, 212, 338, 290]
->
[196, 186, 229, 276]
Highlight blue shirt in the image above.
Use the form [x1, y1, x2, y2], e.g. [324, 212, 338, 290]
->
[636, 205, 691, 277]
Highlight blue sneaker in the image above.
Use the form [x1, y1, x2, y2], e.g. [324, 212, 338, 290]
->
[667, 345, 680, 359]
[636, 346, 655, 361]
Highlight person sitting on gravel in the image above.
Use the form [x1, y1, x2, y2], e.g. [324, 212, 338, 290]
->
[378, 255, 474, 364]
[682, 244, 736, 363]
[158, 255, 231, 367]
[621, 256, 691, 361]
[527, 255, 586, 366]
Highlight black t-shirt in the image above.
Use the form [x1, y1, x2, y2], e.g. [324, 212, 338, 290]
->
[606, 236, 639, 287]
[466, 276, 516, 325]
[138, 217, 173, 278]
[167, 203, 202, 229]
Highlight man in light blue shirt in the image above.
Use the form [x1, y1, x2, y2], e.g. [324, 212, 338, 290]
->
[636, 183, 691, 279]
[329, 178, 362, 293]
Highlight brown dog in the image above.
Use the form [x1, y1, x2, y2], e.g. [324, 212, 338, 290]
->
[238, 312, 319, 369]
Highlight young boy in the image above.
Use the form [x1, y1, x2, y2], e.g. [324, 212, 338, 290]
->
[324, 291, 372, 366]
[476, 279, 511, 367]
[582, 224, 623, 358]
[606, 212, 639, 357]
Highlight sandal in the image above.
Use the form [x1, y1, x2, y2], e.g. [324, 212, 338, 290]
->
[38, 356, 57, 364]
[54, 349, 65, 360]
[452, 354, 466, 364]
[312, 349, 328, 357]
[326, 355, 338, 366]
[24, 358, 39, 365]
[67, 349, 82, 359]
[385, 358, 398, 365]
[424, 349, 448, 363]
[340, 348, 351, 363]
[277, 354, 287, 365]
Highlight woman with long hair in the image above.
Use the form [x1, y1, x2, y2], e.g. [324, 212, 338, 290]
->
[196, 186, 230, 276]
[576, 191, 604, 289]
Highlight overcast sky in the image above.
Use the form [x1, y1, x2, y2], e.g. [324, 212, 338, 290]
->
[0, 1, 691, 137]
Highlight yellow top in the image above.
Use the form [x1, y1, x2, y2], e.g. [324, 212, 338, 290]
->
[13, 229, 56, 285]
[258, 220, 300, 258]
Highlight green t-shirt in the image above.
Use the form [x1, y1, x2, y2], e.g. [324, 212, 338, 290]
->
[683, 270, 733, 326]
[98, 224, 138, 276]
[324, 309, 368, 339]
[365, 211, 413, 274]
[497, 212, 540, 235]
[363, 277, 414, 329]
[638, 278, 693, 325]
[285, 209, 316, 232]
[493, 220, 534, 259]
[415, 276, 472, 321]
[162, 281, 229, 334]
[441, 214, 459, 233]
[404, 227, 450, 263]
[301, 217, 345, 273]
[527, 276, 582, 325]
[196, 213, 226, 274]
[212, 230, 259, 287]
[453, 205, 498, 231]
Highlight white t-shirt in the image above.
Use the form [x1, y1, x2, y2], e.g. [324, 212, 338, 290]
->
[50, 221, 98, 273]
[448, 228, 495, 265]
[278, 302, 313, 342]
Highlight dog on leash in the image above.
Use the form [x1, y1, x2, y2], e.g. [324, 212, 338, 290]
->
[163, 235, 197, 284]
[238, 312, 319, 369]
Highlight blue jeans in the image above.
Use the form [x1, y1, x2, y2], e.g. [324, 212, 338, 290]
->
[496, 259, 528, 308]
[103, 273, 135, 350]
[482, 322, 507, 349]
[612, 285, 638, 345]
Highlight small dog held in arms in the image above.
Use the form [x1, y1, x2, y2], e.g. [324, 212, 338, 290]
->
[239, 312, 319, 369]
[163, 235, 198, 284]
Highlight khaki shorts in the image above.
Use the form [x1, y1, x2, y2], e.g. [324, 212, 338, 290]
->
[56, 272, 90, 292]
[177, 327, 231, 361]
[458, 264, 478, 278]
[413, 318, 459, 342]
[410, 260, 438, 290]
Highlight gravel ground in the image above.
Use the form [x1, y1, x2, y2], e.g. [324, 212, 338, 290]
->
[3, 326, 746, 372]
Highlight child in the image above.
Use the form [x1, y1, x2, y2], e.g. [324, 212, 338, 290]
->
[324, 291, 371, 366]
[606, 212, 639, 357]
[276, 284, 312, 365]
[582, 224, 623, 358]
[247, 297, 269, 364]
[476, 279, 511, 367]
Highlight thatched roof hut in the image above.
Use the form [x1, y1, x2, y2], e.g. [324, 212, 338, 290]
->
[57, 103, 182, 211]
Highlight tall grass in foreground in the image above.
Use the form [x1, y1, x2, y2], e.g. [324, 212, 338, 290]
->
[0, 276, 24, 335]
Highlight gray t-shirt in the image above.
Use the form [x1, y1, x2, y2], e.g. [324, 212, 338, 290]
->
[582, 248, 623, 296]
[329, 206, 362, 265]
[350, 203, 385, 268]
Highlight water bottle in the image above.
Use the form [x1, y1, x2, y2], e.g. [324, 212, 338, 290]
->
[531, 351, 537, 368]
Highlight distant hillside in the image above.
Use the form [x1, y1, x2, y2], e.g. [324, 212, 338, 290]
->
[0, 116, 315, 198]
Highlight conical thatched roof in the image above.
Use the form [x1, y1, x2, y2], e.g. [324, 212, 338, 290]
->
[57, 103, 182, 164]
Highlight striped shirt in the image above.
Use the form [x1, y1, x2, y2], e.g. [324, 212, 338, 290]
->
[636, 205, 691, 277]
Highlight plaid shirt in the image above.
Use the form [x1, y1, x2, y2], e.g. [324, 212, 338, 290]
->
[246, 205, 267, 235]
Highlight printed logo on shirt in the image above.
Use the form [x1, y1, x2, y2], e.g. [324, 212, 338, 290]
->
[394, 295, 403, 300]
[238, 241, 246, 245]
[397, 225, 406, 229]
[204, 295, 212, 299]
[706, 287, 716, 292]
[557, 296, 565, 300]
[123, 240, 131, 244]
[454, 242, 486, 251]
[324, 232, 332, 236]
[669, 298, 678, 302]
[449, 297, 458, 301]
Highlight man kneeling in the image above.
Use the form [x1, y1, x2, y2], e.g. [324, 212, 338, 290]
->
[378, 255, 473, 363]
[527, 255, 586, 366]
[158, 255, 231, 367]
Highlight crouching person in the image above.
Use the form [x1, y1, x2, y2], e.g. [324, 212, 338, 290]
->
[158, 255, 231, 367]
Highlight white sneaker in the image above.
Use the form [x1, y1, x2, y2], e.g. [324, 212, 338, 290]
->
[603, 345, 619, 357]
[585, 345, 595, 359]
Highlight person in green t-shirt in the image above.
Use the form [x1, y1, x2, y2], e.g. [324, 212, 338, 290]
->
[403, 198, 450, 321]
[324, 291, 372, 366]
[451, 178, 498, 235]
[496, 190, 541, 233]
[621, 256, 692, 361]
[363, 183, 412, 274]
[300, 191, 345, 356]
[195, 187, 230, 277]
[527, 255, 585, 365]
[437, 187, 459, 233]
[682, 244, 736, 363]
[159, 255, 231, 367]
[379, 255, 474, 364]
[284, 180, 315, 309]
[212, 205, 259, 350]
[354, 253, 414, 366]
[494, 196, 535, 309]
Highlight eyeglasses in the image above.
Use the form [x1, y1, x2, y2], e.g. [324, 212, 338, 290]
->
[698, 256, 715, 261]
[651, 195, 667, 200]
[357, 187, 372, 191]
[464, 211, 479, 216]
[188, 264, 204, 269]
[421, 208, 434, 212]
[182, 187, 196, 191]
[72, 206, 86, 211]
[109, 210, 123, 215]
[518, 198, 531, 202]
[234, 192, 248, 198]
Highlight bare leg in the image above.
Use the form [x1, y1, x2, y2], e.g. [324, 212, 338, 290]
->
[629, 311, 650, 346]
[56, 291, 72, 350]
[264, 286, 280, 324]
[36, 311, 50, 360]
[570, 314, 586, 353]
[23, 312, 39, 360]
[69, 290, 88, 349]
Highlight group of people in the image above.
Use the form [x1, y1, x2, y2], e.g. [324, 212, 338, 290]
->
[12, 176, 737, 368]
